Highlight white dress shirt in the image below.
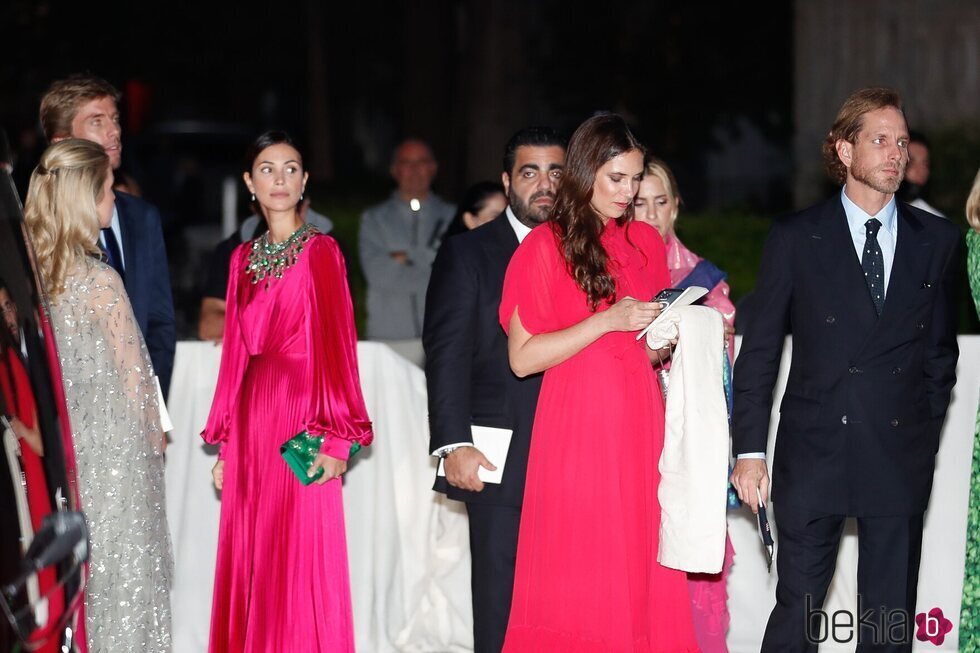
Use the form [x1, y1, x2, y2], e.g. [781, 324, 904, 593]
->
[841, 187, 897, 295]
[98, 205, 126, 269]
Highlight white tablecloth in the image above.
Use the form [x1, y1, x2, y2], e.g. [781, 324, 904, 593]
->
[164, 341, 472, 653]
[165, 336, 980, 652]
[726, 336, 980, 652]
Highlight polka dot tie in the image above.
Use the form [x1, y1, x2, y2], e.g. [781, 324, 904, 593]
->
[862, 218, 884, 316]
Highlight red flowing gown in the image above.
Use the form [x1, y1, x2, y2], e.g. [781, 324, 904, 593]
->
[498, 221, 700, 653]
[1, 346, 63, 653]
[202, 233, 373, 653]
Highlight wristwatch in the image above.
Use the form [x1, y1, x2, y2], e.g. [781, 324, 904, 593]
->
[438, 445, 464, 458]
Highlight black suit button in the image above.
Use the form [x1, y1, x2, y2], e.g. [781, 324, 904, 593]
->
[915, 322, 925, 330]
[890, 418, 900, 427]
[826, 315, 836, 324]
[891, 367, 903, 374]
[848, 366, 861, 374]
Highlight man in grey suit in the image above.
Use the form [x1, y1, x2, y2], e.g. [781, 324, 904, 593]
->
[359, 139, 454, 365]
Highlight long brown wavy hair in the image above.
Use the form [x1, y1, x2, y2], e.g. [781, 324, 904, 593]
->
[552, 113, 644, 310]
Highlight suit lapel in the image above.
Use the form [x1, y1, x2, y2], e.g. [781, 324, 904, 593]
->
[881, 203, 926, 319]
[483, 212, 519, 262]
[856, 203, 927, 355]
[809, 198, 877, 339]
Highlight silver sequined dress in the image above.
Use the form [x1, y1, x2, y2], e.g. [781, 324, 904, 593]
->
[49, 258, 172, 652]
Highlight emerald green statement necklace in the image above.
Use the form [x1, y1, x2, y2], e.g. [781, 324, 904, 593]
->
[245, 223, 318, 289]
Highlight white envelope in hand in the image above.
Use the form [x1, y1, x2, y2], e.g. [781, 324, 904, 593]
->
[437, 425, 512, 484]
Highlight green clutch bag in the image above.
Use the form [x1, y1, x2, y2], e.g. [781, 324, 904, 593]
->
[280, 431, 362, 486]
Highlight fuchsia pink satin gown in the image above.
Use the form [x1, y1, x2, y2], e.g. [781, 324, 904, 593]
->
[202, 233, 372, 653]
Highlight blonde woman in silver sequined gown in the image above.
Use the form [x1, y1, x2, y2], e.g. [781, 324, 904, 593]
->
[24, 139, 172, 652]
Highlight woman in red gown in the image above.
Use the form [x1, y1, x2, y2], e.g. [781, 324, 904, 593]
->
[498, 114, 700, 652]
[0, 315, 64, 653]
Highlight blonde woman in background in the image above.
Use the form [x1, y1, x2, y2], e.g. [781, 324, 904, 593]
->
[960, 167, 980, 651]
[634, 156, 735, 653]
[24, 139, 172, 652]
[634, 157, 736, 355]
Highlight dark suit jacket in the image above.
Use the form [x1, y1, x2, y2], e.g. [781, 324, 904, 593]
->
[423, 214, 542, 507]
[115, 191, 176, 398]
[733, 196, 960, 516]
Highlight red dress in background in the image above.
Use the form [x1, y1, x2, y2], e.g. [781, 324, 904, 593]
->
[1, 346, 63, 653]
[663, 233, 735, 653]
[498, 221, 700, 652]
[202, 233, 373, 653]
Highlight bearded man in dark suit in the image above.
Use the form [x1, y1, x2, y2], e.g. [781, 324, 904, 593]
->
[731, 87, 960, 652]
[423, 126, 565, 653]
[41, 75, 176, 397]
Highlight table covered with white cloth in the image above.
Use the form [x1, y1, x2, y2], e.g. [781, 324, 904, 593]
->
[165, 336, 980, 652]
[726, 336, 979, 652]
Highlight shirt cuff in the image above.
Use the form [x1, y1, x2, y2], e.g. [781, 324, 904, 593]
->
[432, 442, 474, 457]
[320, 436, 353, 461]
[737, 452, 766, 459]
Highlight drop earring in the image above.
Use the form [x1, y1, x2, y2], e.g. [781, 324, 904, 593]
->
[300, 192, 305, 201]
[251, 193, 256, 201]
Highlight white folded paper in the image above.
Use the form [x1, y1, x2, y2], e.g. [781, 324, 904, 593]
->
[154, 376, 173, 433]
[436, 425, 512, 484]
[636, 286, 709, 341]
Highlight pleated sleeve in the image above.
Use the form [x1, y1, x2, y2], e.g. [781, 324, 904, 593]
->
[201, 244, 250, 448]
[304, 235, 373, 460]
[498, 225, 560, 336]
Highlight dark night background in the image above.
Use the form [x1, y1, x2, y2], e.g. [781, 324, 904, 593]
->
[3, 1, 977, 334]
[2, 1, 792, 197]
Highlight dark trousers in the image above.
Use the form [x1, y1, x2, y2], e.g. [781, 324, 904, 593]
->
[762, 506, 924, 652]
[466, 502, 521, 653]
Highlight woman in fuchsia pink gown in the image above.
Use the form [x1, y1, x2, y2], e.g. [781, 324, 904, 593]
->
[202, 131, 372, 653]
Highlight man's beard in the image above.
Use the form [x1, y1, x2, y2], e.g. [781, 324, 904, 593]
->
[509, 190, 555, 228]
[851, 158, 905, 195]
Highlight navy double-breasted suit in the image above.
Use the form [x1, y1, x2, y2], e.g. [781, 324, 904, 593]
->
[733, 194, 960, 651]
[733, 196, 959, 515]
[115, 191, 176, 397]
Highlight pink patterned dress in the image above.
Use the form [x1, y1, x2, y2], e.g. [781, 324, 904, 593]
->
[664, 233, 736, 653]
[663, 233, 735, 359]
[201, 232, 373, 653]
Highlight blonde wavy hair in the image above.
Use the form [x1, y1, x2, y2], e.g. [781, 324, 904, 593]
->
[24, 139, 109, 298]
[644, 157, 682, 225]
[967, 167, 980, 233]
